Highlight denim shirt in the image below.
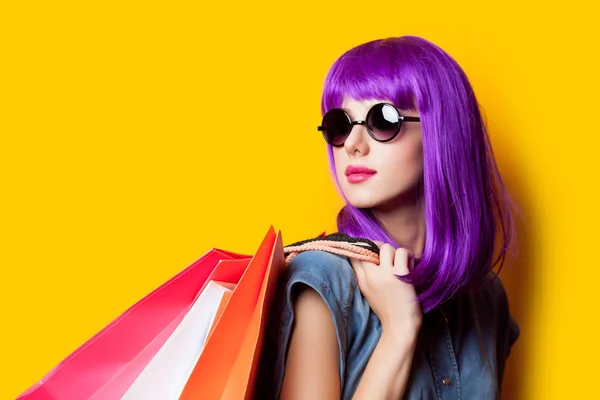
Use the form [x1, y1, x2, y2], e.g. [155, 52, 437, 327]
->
[256, 250, 520, 400]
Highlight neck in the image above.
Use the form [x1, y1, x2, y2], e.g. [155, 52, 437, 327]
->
[371, 195, 426, 257]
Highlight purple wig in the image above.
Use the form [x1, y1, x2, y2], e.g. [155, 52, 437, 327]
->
[321, 36, 515, 313]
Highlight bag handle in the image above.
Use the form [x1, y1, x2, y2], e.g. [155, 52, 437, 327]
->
[283, 232, 380, 266]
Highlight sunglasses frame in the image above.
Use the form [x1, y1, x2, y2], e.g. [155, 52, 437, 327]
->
[317, 102, 421, 147]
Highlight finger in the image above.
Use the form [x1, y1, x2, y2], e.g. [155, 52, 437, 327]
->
[379, 243, 395, 268]
[373, 240, 384, 249]
[393, 248, 410, 276]
[360, 260, 378, 278]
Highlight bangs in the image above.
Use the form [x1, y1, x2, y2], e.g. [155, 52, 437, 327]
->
[321, 38, 418, 114]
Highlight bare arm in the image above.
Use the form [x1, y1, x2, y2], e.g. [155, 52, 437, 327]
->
[281, 245, 421, 399]
[352, 325, 417, 400]
[350, 245, 422, 399]
[280, 286, 340, 400]
[280, 286, 418, 400]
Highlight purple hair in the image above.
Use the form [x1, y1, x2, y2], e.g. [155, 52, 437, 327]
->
[321, 36, 515, 313]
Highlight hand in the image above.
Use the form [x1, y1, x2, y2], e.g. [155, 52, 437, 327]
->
[350, 243, 422, 336]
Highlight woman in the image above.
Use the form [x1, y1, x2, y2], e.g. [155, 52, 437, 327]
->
[257, 35, 520, 399]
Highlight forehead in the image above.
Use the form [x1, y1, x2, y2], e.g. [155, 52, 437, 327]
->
[340, 97, 393, 115]
[341, 97, 392, 109]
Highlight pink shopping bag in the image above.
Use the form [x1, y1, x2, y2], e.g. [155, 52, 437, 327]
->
[121, 258, 249, 400]
[17, 248, 250, 400]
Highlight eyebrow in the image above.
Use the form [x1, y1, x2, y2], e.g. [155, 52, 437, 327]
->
[340, 108, 357, 118]
[341, 105, 416, 118]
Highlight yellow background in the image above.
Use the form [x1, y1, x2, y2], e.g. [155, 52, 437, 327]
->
[2, 1, 598, 398]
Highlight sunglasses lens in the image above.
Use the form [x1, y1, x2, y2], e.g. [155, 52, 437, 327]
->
[367, 103, 401, 141]
[321, 109, 351, 146]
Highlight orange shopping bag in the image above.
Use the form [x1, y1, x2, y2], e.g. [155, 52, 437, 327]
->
[179, 226, 284, 400]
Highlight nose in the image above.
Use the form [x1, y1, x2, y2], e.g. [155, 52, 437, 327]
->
[344, 121, 370, 156]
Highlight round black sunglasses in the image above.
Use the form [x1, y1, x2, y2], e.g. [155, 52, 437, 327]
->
[317, 103, 421, 147]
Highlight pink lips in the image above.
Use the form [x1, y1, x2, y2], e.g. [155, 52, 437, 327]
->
[345, 165, 377, 183]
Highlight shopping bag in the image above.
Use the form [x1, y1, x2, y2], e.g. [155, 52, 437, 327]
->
[206, 289, 232, 342]
[121, 257, 249, 400]
[220, 239, 284, 400]
[17, 249, 250, 400]
[121, 281, 232, 400]
[179, 227, 284, 400]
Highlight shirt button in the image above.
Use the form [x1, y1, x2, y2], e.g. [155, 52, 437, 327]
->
[442, 377, 452, 386]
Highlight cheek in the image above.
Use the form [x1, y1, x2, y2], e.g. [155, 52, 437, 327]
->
[383, 141, 423, 179]
[333, 150, 346, 181]
[390, 140, 421, 164]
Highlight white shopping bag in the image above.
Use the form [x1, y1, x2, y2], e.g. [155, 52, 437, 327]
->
[122, 280, 234, 400]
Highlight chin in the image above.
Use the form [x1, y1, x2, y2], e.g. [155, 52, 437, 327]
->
[346, 199, 379, 209]
[343, 191, 386, 209]
[342, 186, 420, 211]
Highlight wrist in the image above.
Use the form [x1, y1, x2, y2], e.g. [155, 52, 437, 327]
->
[380, 321, 420, 347]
